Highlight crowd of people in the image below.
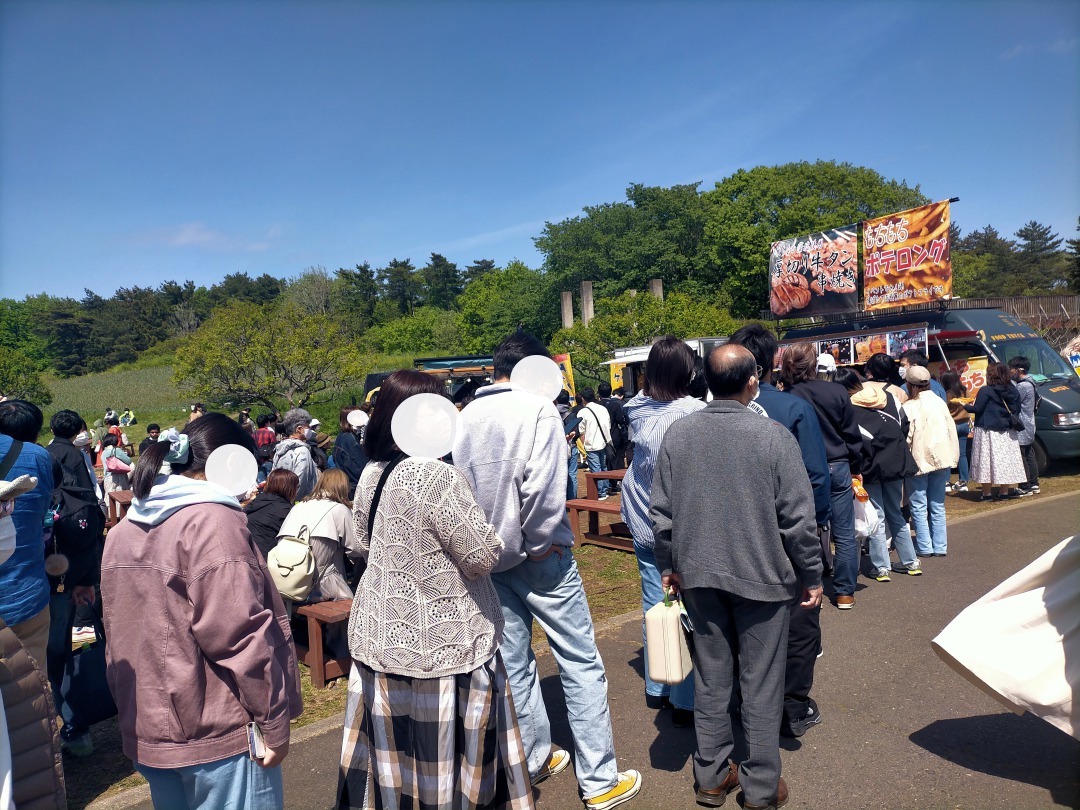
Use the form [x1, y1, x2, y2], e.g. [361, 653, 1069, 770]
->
[0, 322, 1050, 810]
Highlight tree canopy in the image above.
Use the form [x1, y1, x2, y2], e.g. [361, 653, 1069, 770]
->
[0, 346, 52, 406]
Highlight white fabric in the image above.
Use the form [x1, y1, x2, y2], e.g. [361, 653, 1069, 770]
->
[969, 427, 1025, 485]
[127, 475, 241, 526]
[578, 404, 612, 452]
[853, 498, 879, 542]
[932, 534, 1080, 740]
[903, 393, 960, 474]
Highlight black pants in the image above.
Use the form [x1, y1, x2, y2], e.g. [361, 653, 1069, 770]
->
[1020, 443, 1039, 488]
[784, 596, 820, 713]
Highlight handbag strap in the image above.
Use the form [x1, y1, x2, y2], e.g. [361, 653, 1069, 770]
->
[585, 405, 612, 446]
[0, 439, 24, 480]
[366, 454, 406, 540]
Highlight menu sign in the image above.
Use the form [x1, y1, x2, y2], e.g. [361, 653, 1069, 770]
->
[862, 201, 952, 311]
[769, 226, 859, 317]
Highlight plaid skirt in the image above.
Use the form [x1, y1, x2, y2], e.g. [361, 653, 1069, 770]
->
[337, 651, 533, 810]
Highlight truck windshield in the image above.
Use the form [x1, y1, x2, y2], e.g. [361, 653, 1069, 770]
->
[991, 338, 1074, 379]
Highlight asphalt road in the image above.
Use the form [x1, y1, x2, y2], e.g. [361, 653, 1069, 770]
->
[95, 491, 1080, 810]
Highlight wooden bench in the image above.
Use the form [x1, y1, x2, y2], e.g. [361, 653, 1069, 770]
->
[294, 599, 353, 688]
[105, 490, 133, 528]
[567, 469, 633, 552]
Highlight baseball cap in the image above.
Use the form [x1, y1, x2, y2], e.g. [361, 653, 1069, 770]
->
[905, 365, 931, 384]
[816, 353, 837, 372]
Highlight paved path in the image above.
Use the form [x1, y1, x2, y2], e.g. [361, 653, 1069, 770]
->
[95, 492, 1080, 810]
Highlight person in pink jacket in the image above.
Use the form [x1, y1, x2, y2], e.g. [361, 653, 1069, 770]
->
[101, 413, 302, 810]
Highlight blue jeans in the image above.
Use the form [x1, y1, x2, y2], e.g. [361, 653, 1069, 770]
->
[136, 752, 283, 810]
[567, 449, 578, 499]
[955, 422, 970, 483]
[909, 469, 950, 555]
[634, 543, 694, 709]
[864, 479, 918, 572]
[585, 450, 610, 496]
[828, 462, 858, 596]
[491, 550, 618, 800]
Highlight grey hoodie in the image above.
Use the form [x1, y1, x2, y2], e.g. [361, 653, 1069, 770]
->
[453, 383, 574, 572]
[272, 438, 317, 500]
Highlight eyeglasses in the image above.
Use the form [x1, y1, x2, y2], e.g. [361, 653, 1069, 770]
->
[755, 366, 764, 380]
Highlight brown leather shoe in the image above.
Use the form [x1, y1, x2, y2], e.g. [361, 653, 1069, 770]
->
[695, 761, 738, 807]
[743, 777, 789, 809]
[836, 594, 855, 610]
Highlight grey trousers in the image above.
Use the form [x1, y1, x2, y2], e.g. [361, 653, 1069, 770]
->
[682, 588, 789, 806]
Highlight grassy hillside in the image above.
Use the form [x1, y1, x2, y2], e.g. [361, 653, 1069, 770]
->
[43, 365, 189, 438]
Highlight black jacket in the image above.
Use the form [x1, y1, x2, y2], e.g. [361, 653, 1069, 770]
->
[243, 492, 294, 560]
[969, 384, 1022, 432]
[333, 430, 369, 493]
[600, 397, 629, 447]
[46, 437, 103, 590]
[790, 379, 867, 473]
[851, 398, 918, 483]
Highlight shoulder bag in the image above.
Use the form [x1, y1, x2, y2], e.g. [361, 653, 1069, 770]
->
[61, 606, 118, 729]
[998, 388, 1025, 433]
[586, 405, 617, 469]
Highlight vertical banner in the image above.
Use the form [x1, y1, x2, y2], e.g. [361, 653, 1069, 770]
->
[553, 353, 576, 397]
[863, 201, 952, 310]
[608, 361, 626, 393]
[769, 226, 859, 317]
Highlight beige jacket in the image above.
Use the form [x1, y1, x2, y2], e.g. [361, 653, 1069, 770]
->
[903, 393, 960, 474]
[0, 619, 66, 810]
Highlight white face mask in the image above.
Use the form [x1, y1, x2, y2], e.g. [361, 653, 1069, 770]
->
[304, 428, 316, 441]
[751, 378, 761, 401]
[898, 365, 908, 380]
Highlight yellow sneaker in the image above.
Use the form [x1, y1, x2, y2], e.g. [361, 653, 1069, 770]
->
[532, 747, 571, 786]
[585, 770, 642, 810]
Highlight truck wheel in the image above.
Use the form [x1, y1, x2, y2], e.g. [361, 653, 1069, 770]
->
[1034, 440, 1049, 476]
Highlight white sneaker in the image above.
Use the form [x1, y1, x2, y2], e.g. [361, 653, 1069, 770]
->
[597, 494, 610, 501]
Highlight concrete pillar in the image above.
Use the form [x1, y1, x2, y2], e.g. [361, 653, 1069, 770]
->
[649, 279, 664, 300]
[581, 281, 594, 327]
[560, 291, 574, 330]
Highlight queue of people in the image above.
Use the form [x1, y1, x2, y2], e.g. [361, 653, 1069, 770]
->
[0, 321, 1052, 810]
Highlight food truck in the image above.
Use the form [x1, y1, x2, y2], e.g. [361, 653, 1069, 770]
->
[781, 305, 1080, 473]
[605, 337, 729, 395]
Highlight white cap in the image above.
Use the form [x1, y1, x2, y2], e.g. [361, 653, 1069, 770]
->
[346, 410, 369, 428]
[816, 353, 837, 372]
[309, 418, 320, 428]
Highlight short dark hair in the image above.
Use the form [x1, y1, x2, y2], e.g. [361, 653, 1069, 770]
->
[492, 330, 550, 380]
[611, 387, 625, 397]
[833, 367, 864, 394]
[102, 433, 119, 448]
[705, 346, 757, 398]
[146, 423, 161, 433]
[598, 382, 612, 398]
[728, 323, 777, 379]
[900, 349, 929, 367]
[50, 409, 83, 440]
[1008, 356, 1031, 373]
[131, 412, 257, 498]
[555, 390, 570, 406]
[264, 468, 299, 503]
[581, 387, 597, 403]
[257, 414, 273, 428]
[0, 400, 44, 443]
[864, 352, 898, 384]
[363, 370, 445, 462]
[105, 416, 120, 427]
[643, 335, 695, 402]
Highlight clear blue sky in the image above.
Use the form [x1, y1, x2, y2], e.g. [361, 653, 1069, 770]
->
[2, 0, 1077, 300]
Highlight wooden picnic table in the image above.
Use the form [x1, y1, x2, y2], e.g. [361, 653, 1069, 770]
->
[106, 490, 134, 528]
[566, 469, 633, 552]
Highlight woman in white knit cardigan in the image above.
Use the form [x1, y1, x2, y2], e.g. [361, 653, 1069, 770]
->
[902, 366, 959, 557]
[338, 370, 533, 810]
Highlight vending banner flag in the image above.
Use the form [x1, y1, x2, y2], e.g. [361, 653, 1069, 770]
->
[769, 226, 859, 317]
[863, 201, 952, 311]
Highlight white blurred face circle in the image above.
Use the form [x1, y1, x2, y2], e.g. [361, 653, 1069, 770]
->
[204, 445, 259, 497]
[510, 355, 564, 401]
[390, 393, 459, 458]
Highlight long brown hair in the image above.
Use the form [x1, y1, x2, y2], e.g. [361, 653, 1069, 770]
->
[780, 342, 817, 388]
[986, 362, 1011, 388]
[363, 370, 445, 462]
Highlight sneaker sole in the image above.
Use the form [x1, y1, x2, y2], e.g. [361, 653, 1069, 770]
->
[586, 774, 642, 810]
[836, 602, 854, 610]
[532, 750, 571, 785]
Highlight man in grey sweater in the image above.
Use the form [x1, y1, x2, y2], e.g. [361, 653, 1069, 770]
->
[651, 344, 823, 810]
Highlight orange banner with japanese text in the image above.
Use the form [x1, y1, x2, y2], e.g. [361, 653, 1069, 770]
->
[862, 201, 952, 311]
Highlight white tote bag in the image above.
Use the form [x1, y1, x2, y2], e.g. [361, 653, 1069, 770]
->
[645, 594, 693, 685]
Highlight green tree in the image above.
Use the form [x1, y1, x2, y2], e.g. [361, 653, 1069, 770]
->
[457, 260, 558, 353]
[377, 259, 420, 316]
[702, 161, 929, 316]
[0, 297, 52, 368]
[464, 258, 496, 285]
[285, 266, 334, 315]
[332, 264, 379, 335]
[361, 307, 463, 355]
[174, 301, 370, 410]
[1015, 221, 1069, 293]
[421, 254, 463, 310]
[44, 304, 93, 377]
[0, 346, 52, 405]
[549, 291, 740, 384]
[1066, 217, 1080, 293]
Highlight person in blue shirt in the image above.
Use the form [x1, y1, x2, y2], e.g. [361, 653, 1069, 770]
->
[900, 350, 947, 402]
[728, 324, 831, 739]
[0, 399, 57, 672]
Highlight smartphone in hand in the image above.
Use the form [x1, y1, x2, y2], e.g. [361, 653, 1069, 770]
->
[247, 722, 266, 761]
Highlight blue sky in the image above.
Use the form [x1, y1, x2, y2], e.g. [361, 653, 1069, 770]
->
[1, 0, 1077, 300]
